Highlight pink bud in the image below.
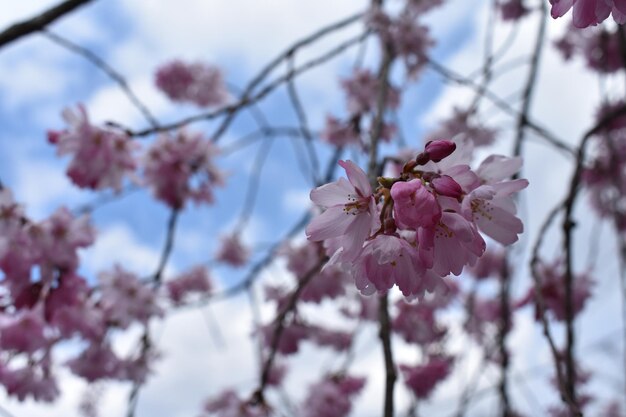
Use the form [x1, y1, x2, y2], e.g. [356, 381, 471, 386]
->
[431, 175, 463, 198]
[47, 130, 61, 144]
[415, 152, 430, 165]
[425, 140, 456, 162]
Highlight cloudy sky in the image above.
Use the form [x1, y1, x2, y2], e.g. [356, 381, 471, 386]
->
[0, 1, 623, 416]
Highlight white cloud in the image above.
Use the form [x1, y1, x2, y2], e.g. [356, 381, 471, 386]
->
[82, 223, 165, 276]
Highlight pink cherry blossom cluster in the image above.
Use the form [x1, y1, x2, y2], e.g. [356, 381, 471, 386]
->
[166, 266, 213, 305]
[499, 0, 531, 20]
[200, 389, 270, 417]
[366, 5, 435, 77]
[549, 0, 626, 27]
[47, 105, 138, 192]
[425, 107, 497, 147]
[306, 139, 528, 298]
[0, 189, 166, 400]
[400, 356, 453, 399]
[300, 374, 365, 417]
[581, 101, 626, 232]
[143, 129, 225, 209]
[215, 233, 250, 267]
[48, 105, 226, 210]
[155, 60, 230, 108]
[463, 249, 513, 356]
[0, 186, 219, 402]
[321, 69, 399, 148]
[392, 287, 455, 345]
[555, 25, 622, 74]
[279, 241, 349, 303]
[518, 259, 594, 321]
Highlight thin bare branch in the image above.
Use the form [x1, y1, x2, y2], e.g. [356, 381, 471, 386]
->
[41, 29, 159, 128]
[128, 32, 369, 138]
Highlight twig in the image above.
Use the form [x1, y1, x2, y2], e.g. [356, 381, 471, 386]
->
[153, 209, 179, 285]
[220, 126, 304, 156]
[41, 29, 159, 128]
[234, 136, 274, 233]
[209, 11, 365, 143]
[183, 147, 343, 307]
[0, 0, 94, 50]
[286, 56, 320, 185]
[252, 259, 326, 404]
[128, 32, 369, 138]
[530, 202, 580, 414]
[499, 5, 547, 416]
[425, 57, 575, 157]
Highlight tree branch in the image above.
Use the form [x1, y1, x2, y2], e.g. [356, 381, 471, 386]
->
[0, 0, 94, 50]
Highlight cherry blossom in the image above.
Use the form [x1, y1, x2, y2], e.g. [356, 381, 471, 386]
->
[98, 265, 162, 329]
[549, 0, 626, 27]
[392, 299, 447, 345]
[306, 160, 377, 261]
[48, 105, 138, 192]
[340, 69, 400, 116]
[143, 129, 225, 209]
[300, 375, 365, 417]
[165, 266, 213, 305]
[391, 179, 441, 229]
[307, 140, 527, 298]
[367, 7, 435, 76]
[400, 356, 453, 399]
[519, 259, 594, 321]
[320, 115, 361, 147]
[215, 233, 250, 267]
[555, 26, 622, 73]
[425, 108, 497, 147]
[500, 0, 531, 20]
[201, 389, 269, 417]
[155, 60, 230, 108]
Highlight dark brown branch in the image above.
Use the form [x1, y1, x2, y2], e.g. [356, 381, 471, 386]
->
[499, 5, 548, 416]
[560, 104, 626, 412]
[368, 15, 397, 416]
[378, 293, 396, 417]
[0, 0, 94, 50]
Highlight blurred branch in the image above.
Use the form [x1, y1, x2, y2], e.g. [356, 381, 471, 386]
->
[560, 102, 626, 411]
[286, 56, 320, 185]
[252, 259, 325, 405]
[128, 31, 370, 138]
[220, 127, 305, 155]
[425, 57, 576, 157]
[498, 5, 548, 416]
[41, 29, 160, 128]
[183, 147, 343, 308]
[233, 136, 274, 234]
[210, 11, 365, 143]
[0, 0, 94, 50]
[153, 209, 180, 285]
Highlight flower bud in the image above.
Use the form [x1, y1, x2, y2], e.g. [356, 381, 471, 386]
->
[425, 140, 456, 162]
[431, 175, 463, 199]
[415, 152, 430, 166]
[47, 130, 61, 144]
